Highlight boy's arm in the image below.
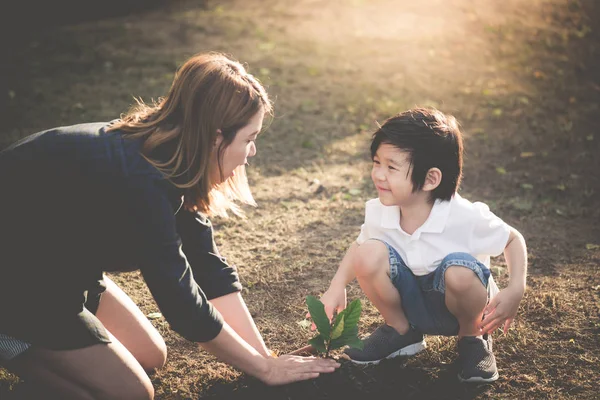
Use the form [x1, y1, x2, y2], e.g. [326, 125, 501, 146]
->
[504, 227, 527, 292]
[328, 241, 360, 289]
[481, 226, 527, 334]
[307, 241, 360, 324]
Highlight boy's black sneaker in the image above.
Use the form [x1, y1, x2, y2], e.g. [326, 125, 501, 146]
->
[457, 334, 499, 383]
[343, 324, 426, 365]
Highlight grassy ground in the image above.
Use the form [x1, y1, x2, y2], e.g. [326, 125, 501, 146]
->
[1, 0, 599, 398]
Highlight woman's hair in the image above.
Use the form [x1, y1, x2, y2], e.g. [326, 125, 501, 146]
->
[370, 108, 463, 202]
[108, 52, 272, 217]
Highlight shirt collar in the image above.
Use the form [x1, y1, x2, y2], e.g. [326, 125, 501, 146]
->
[417, 198, 452, 234]
[381, 204, 401, 230]
[379, 197, 453, 236]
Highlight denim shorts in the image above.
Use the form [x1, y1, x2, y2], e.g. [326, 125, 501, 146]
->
[381, 241, 492, 336]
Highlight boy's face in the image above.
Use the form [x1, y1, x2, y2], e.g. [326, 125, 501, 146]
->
[371, 143, 417, 207]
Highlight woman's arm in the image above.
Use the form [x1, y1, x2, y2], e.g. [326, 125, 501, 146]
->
[174, 210, 271, 355]
[209, 292, 270, 357]
[200, 319, 339, 385]
[131, 185, 340, 383]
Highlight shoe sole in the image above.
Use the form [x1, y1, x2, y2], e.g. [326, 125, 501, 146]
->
[348, 340, 427, 365]
[457, 371, 499, 383]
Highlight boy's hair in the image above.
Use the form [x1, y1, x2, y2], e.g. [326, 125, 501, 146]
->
[370, 108, 463, 202]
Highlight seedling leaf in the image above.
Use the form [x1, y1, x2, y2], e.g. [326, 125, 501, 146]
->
[337, 325, 359, 342]
[341, 298, 362, 329]
[329, 325, 359, 350]
[306, 295, 331, 337]
[331, 315, 345, 340]
[328, 339, 346, 351]
[308, 335, 327, 354]
[345, 336, 364, 350]
[305, 297, 363, 355]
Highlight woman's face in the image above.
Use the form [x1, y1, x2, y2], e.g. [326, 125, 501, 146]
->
[214, 110, 264, 183]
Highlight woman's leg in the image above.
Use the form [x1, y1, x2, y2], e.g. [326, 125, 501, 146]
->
[3, 331, 154, 400]
[209, 292, 271, 356]
[353, 240, 410, 335]
[95, 276, 167, 371]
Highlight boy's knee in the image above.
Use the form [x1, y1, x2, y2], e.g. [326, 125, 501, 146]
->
[354, 240, 389, 277]
[445, 266, 483, 293]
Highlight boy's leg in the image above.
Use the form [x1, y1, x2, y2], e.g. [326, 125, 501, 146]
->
[435, 253, 498, 383]
[353, 240, 410, 335]
[343, 240, 425, 365]
[444, 266, 488, 337]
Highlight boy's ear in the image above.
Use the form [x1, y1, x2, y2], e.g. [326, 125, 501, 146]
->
[423, 167, 442, 192]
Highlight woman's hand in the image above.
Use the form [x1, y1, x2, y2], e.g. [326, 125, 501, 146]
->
[200, 322, 339, 387]
[480, 285, 524, 334]
[259, 354, 340, 386]
[306, 286, 347, 330]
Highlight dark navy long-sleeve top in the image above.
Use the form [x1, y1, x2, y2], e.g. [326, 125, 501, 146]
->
[0, 121, 241, 345]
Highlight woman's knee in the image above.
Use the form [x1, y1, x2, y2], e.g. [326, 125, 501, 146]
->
[139, 340, 167, 372]
[92, 376, 154, 400]
[106, 328, 166, 372]
[97, 277, 167, 371]
[353, 240, 390, 277]
[102, 379, 154, 400]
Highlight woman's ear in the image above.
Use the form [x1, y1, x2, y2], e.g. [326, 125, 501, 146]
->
[214, 129, 223, 148]
[423, 167, 442, 192]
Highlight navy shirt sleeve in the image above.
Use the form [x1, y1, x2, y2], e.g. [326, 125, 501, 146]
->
[126, 175, 224, 343]
[176, 210, 243, 300]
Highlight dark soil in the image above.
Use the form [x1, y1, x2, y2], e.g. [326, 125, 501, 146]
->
[1, 0, 599, 399]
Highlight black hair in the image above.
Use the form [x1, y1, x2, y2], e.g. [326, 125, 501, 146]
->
[370, 107, 463, 202]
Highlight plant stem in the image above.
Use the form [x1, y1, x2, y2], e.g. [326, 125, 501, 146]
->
[325, 314, 336, 358]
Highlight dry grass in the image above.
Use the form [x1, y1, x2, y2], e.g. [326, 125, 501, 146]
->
[1, 0, 599, 398]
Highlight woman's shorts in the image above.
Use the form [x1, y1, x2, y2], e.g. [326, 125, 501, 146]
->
[0, 333, 31, 361]
[0, 277, 109, 362]
[380, 241, 498, 336]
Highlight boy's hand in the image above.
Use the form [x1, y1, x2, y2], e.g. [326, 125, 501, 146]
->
[305, 287, 347, 331]
[480, 285, 525, 334]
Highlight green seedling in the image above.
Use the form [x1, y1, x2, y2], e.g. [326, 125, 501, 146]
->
[306, 295, 364, 358]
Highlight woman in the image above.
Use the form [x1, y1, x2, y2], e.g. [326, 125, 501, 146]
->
[0, 52, 339, 399]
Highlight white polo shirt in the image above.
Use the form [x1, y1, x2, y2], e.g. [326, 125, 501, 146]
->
[356, 193, 511, 277]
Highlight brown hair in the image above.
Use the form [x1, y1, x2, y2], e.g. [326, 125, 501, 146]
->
[370, 108, 463, 202]
[108, 52, 272, 217]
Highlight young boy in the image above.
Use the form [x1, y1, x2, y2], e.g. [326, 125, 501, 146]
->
[318, 108, 527, 383]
